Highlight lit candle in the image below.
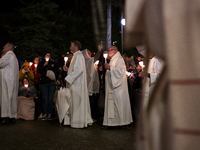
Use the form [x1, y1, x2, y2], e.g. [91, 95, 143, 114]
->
[64, 57, 68, 65]
[34, 64, 37, 68]
[95, 60, 99, 66]
[139, 61, 145, 71]
[24, 84, 28, 88]
[103, 53, 108, 63]
[29, 62, 33, 66]
[126, 71, 131, 76]
[45, 58, 49, 62]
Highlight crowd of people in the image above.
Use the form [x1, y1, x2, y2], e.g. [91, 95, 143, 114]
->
[0, 41, 162, 129]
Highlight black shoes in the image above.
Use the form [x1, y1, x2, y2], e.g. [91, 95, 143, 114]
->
[0, 117, 15, 124]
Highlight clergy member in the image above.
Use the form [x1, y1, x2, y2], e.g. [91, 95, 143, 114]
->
[0, 42, 19, 124]
[102, 45, 132, 129]
[64, 40, 93, 128]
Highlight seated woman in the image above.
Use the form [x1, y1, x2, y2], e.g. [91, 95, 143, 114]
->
[19, 61, 34, 85]
[17, 77, 37, 120]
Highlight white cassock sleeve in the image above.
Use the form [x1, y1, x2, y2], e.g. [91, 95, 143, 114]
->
[0, 53, 11, 69]
[110, 58, 126, 88]
[65, 54, 84, 85]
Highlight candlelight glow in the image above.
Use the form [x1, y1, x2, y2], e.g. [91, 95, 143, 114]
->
[139, 61, 145, 70]
[64, 57, 68, 62]
[45, 58, 49, 62]
[103, 53, 108, 59]
[126, 71, 131, 76]
[95, 60, 99, 65]
[34, 64, 37, 68]
[29, 62, 33, 66]
[24, 84, 28, 88]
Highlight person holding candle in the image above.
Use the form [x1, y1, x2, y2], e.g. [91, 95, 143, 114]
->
[31, 57, 40, 91]
[19, 61, 34, 85]
[17, 77, 37, 120]
[102, 45, 132, 129]
[0, 42, 19, 124]
[64, 40, 93, 128]
[37, 52, 59, 120]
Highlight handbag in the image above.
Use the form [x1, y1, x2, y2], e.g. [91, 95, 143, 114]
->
[46, 70, 56, 81]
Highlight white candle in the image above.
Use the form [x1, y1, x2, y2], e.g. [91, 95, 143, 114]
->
[103, 53, 108, 63]
[64, 57, 68, 65]
[24, 84, 28, 88]
[34, 64, 37, 68]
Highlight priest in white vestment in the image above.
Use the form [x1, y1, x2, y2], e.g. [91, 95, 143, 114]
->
[0, 42, 19, 124]
[64, 40, 93, 128]
[102, 46, 132, 129]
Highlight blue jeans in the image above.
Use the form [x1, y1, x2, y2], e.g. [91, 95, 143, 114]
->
[39, 81, 56, 115]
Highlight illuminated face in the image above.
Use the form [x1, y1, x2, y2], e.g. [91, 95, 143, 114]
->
[136, 65, 142, 72]
[23, 78, 29, 85]
[108, 46, 117, 58]
[45, 53, 50, 60]
[23, 65, 29, 70]
[34, 57, 39, 64]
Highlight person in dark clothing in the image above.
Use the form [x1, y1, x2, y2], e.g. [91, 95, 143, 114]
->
[128, 63, 143, 122]
[37, 52, 59, 120]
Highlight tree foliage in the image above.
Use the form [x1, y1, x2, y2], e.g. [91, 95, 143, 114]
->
[0, 0, 96, 66]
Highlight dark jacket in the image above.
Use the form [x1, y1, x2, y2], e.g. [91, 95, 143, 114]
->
[37, 59, 59, 84]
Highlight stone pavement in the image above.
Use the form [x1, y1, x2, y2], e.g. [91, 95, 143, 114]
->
[0, 119, 136, 150]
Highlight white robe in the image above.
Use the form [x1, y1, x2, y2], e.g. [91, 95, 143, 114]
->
[0, 51, 19, 118]
[103, 51, 132, 126]
[65, 50, 93, 128]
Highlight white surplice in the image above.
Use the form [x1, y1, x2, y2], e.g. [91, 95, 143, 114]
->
[0, 51, 19, 118]
[103, 51, 132, 126]
[82, 49, 100, 95]
[65, 50, 93, 128]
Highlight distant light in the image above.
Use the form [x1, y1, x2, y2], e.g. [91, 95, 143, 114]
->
[112, 41, 117, 45]
[121, 18, 126, 26]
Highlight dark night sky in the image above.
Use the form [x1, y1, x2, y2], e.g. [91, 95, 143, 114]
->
[0, 0, 76, 13]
